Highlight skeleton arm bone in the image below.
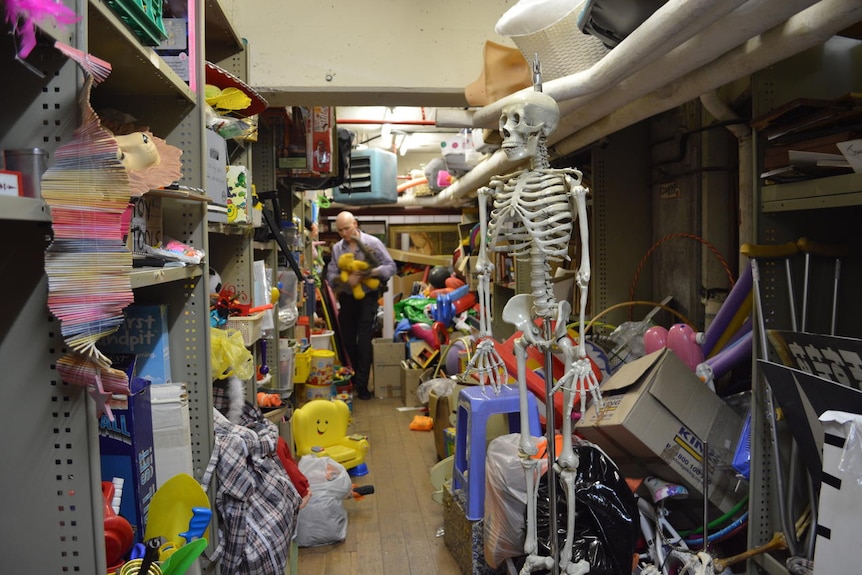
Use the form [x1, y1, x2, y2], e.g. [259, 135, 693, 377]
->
[569, 177, 591, 363]
[466, 184, 508, 391]
[476, 184, 495, 339]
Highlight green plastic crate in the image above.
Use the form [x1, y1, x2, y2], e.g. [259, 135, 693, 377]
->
[105, 0, 167, 46]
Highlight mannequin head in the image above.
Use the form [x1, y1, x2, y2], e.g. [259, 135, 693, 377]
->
[114, 132, 160, 171]
[499, 91, 560, 160]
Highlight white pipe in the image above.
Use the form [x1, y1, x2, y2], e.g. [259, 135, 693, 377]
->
[699, 91, 754, 272]
[551, 0, 862, 158]
[472, 0, 749, 128]
[550, 0, 818, 145]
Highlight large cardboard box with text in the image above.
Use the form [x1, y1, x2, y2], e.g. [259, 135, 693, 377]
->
[575, 348, 746, 513]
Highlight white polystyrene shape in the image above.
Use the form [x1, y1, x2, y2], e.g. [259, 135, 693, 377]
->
[495, 0, 585, 36]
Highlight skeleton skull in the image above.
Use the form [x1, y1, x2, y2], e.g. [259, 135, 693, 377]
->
[499, 91, 560, 160]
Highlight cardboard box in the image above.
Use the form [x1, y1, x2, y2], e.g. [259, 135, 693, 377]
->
[575, 348, 746, 513]
[100, 304, 172, 385]
[127, 195, 162, 255]
[100, 379, 157, 543]
[373, 337, 406, 366]
[226, 165, 251, 223]
[373, 364, 402, 398]
[205, 129, 228, 206]
[390, 272, 424, 301]
[401, 362, 426, 406]
[150, 383, 193, 490]
[373, 337, 406, 397]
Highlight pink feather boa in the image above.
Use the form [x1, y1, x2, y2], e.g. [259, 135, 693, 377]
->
[5, 0, 80, 59]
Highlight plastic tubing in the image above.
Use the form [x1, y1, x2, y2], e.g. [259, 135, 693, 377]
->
[701, 263, 752, 357]
[683, 511, 749, 547]
[707, 329, 752, 379]
[708, 291, 752, 358]
[583, 301, 695, 337]
[679, 495, 749, 537]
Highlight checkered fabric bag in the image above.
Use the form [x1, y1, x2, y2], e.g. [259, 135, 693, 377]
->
[202, 403, 302, 575]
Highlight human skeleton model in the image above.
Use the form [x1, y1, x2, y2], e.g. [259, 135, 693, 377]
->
[465, 89, 602, 575]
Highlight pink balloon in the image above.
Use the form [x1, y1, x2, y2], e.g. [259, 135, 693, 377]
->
[666, 323, 704, 371]
[643, 326, 668, 355]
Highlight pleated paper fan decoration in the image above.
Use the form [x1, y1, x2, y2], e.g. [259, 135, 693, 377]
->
[42, 45, 133, 418]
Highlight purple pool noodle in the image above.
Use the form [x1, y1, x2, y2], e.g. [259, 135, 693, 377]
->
[702, 264, 753, 357]
[707, 330, 753, 379]
[726, 317, 753, 348]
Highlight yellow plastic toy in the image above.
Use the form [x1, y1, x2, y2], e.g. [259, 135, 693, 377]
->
[337, 252, 379, 299]
[291, 399, 370, 472]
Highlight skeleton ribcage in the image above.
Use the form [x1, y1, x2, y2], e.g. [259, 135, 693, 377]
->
[488, 171, 573, 261]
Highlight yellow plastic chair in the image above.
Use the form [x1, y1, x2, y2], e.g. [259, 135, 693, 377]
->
[292, 399, 370, 473]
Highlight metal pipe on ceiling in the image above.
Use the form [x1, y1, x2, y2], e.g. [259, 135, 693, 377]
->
[410, 0, 860, 207]
[471, 0, 750, 129]
[549, 0, 819, 147]
[551, 0, 862, 158]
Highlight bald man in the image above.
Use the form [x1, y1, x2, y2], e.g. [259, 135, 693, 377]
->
[325, 211, 397, 400]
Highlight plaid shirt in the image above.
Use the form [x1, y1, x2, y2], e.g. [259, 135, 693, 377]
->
[203, 404, 301, 575]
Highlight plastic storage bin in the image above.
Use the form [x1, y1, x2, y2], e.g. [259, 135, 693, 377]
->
[226, 311, 265, 346]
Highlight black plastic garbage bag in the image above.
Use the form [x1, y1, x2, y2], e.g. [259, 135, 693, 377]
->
[529, 440, 639, 574]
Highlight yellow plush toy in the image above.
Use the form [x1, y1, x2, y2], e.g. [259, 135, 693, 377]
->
[338, 253, 380, 299]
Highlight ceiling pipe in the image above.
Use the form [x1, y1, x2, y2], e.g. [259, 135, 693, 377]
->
[699, 91, 754, 272]
[551, 0, 862, 158]
[395, 148, 523, 208]
[337, 119, 437, 126]
[472, 0, 749, 129]
[550, 0, 819, 145]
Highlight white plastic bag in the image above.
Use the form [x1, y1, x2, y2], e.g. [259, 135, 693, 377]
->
[416, 377, 456, 405]
[295, 456, 353, 547]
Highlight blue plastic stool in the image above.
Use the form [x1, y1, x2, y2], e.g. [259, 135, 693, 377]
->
[452, 385, 542, 520]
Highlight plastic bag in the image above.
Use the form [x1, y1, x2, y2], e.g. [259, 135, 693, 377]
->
[211, 327, 255, 380]
[409, 415, 434, 431]
[533, 439, 639, 575]
[609, 320, 650, 363]
[295, 456, 353, 547]
[417, 377, 456, 405]
[484, 434, 539, 568]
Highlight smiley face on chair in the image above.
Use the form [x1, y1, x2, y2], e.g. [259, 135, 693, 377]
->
[293, 399, 369, 471]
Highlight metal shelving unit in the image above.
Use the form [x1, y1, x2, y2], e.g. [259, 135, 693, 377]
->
[747, 36, 862, 575]
[0, 0, 242, 571]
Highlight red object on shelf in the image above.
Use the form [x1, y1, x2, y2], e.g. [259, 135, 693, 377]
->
[205, 61, 269, 117]
[102, 481, 134, 570]
[496, 326, 602, 429]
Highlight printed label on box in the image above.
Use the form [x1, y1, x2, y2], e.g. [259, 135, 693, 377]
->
[100, 304, 172, 384]
[226, 165, 251, 223]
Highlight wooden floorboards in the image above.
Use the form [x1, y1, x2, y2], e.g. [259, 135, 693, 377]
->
[297, 397, 463, 575]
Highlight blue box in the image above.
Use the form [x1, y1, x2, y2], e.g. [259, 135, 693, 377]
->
[100, 378, 157, 543]
[100, 304, 172, 384]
